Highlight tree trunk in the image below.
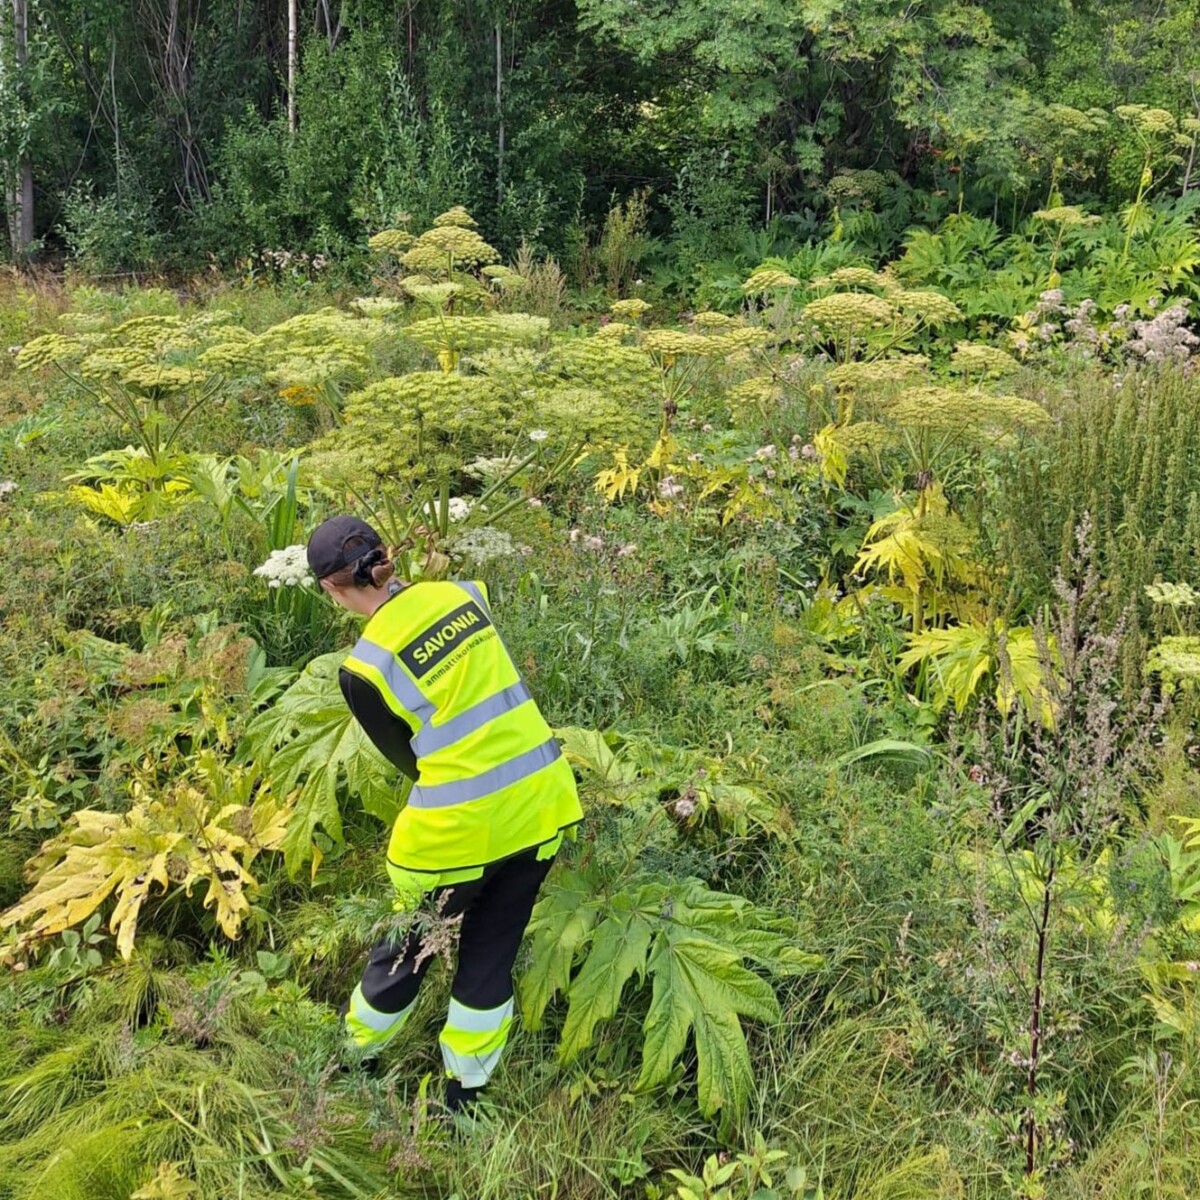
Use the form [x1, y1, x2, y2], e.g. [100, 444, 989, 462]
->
[287, 0, 297, 133]
[495, 19, 503, 207]
[6, 0, 34, 255]
[315, 0, 343, 51]
[139, 0, 210, 203]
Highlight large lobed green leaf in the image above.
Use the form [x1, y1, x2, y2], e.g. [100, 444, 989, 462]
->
[520, 873, 820, 1118]
[241, 650, 406, 876]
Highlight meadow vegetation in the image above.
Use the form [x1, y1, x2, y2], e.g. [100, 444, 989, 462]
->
[0, 196, 1199, 1200]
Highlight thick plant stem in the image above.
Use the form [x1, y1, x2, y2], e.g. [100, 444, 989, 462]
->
[1024, 853, 1055, 1191]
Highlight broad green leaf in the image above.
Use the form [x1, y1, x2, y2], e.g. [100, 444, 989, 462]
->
[638, 924, 778, 1117]
[834, 738, 931, 768]
[519, 869, 600, 1028]
[241, 651, 404, 876]
[524, 873, 819, 1118]
[555, 725, 641, 786]
[558, 890, 653, 1061]
[636, 880, 805, 1116]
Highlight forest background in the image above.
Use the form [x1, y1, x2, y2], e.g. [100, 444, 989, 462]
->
[4, 3, 1200, 1200]
[2, 0, 1200, 278]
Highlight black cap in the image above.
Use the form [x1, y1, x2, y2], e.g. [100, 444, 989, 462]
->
[306, 515, 382, 579]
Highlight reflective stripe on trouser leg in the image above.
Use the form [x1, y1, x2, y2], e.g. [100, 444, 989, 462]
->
[345, 982, 418, 1051]
[439, 997, 514, 1087]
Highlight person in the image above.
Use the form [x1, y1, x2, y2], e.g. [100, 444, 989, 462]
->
[306, 515, 583, 1112]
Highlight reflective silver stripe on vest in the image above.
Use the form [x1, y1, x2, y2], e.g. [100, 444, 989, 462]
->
[407, 737, 562, 809]
[350, 636, 436, 725]
[412, 680, 532, 758]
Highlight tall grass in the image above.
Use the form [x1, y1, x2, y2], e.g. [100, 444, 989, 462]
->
[993, 367, 1200, 688]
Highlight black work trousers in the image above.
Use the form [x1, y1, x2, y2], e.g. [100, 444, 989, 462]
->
[344, 845, 553, 1087]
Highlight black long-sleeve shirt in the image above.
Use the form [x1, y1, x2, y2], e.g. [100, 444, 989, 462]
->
[339, 667, 419, 780]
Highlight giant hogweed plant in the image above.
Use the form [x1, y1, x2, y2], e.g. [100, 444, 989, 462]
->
[2, 616, 289, 830]
[896, 198, 1200, 324]
[516, 727, 818, 1124]
[1, 639, 400, 956]
[0, 615, 308, 956]
[366, 205, 526, 351]
[521, 870, 816, 1124]
[240, 652, 405, 878]
[0, 751, 292, 962]
[309, 325, 661, 576]
[16, 303, 385, 522]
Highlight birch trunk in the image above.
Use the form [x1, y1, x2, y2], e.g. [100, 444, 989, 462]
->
[495, 19, 503, 207]
[288, 0, 297, 134]
[5, 0, 34, 254]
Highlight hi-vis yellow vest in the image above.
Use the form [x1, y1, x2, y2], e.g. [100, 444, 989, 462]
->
[342, 579, 582, 875]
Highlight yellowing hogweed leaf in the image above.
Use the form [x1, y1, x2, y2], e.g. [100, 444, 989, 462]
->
[67, 482, 143, 525]
[898, 620, 1055, 723]
[0, 753, 291, 959]
[813, 422, 849, 488]
[594, 447, 642, 502]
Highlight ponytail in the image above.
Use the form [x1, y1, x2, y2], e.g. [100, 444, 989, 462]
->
[325, 546, 396, 590]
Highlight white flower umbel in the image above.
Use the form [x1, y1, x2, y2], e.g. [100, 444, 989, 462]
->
[464, 455, 515, 482]
[254, 544, 314, 588]
[451, 526, 515, 565]
[528, 429, 549, 443]
[448, 497, 473, 522]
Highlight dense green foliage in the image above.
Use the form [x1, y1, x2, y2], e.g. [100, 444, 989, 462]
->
[0, 189, 1199, 1199]
[4, 0, 1200, 282]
